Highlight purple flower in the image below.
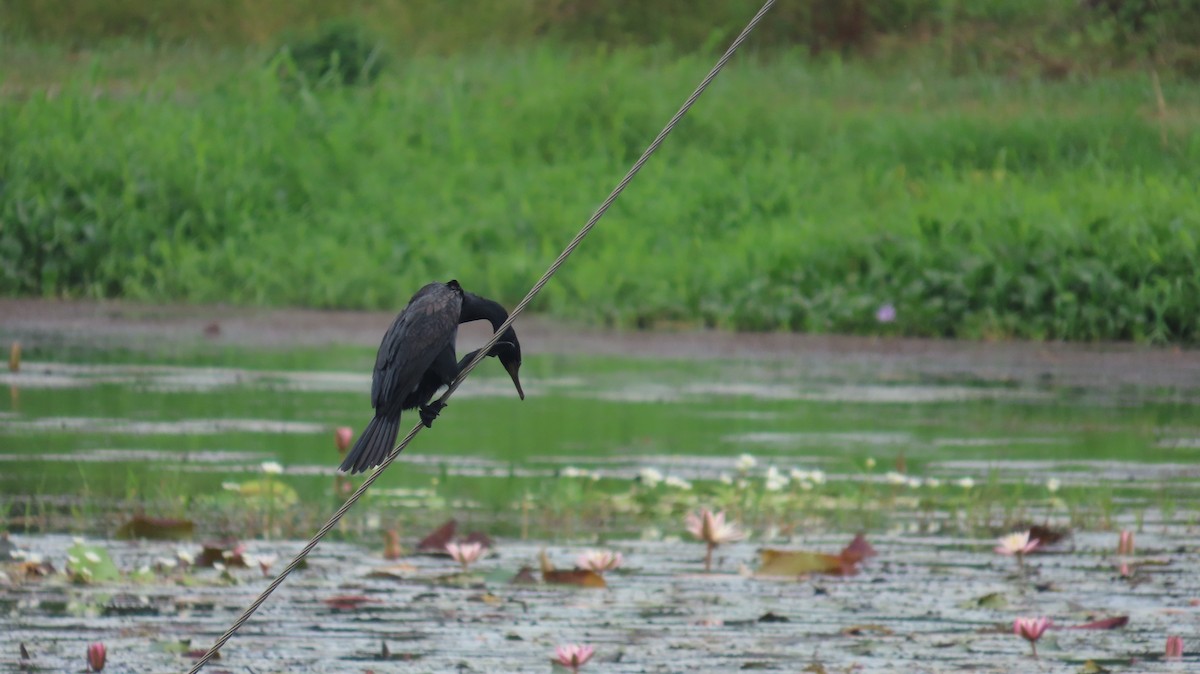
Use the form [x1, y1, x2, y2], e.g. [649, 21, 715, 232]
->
[875, 303, 897, 323]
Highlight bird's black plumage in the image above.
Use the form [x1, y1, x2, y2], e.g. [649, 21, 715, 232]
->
[340, 280, 524, 474]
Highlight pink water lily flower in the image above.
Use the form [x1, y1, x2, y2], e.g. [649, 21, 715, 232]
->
[1165, 635, 1184, 659]
[575, 549, 624, 573]
[995, 531, 1040, 571]
[445, 541, 485, 571]
[995, 531, 1040, 556]
[686, 508, 746, 572]
[1014, 616, 1052, 658]
[87, 642, 106, 672]
[554, 643, 595, 672]
[334, 427, 353, 453]
[1117, 530, 1134, 556]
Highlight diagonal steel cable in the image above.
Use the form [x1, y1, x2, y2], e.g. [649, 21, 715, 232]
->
[187, 2, 774, 670]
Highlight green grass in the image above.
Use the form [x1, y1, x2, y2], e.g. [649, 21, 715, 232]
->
[2, 45, 1199, 341]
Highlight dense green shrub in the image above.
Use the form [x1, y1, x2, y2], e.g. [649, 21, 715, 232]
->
[1, 49, 1197, 342]
[277, 19, 386, 86]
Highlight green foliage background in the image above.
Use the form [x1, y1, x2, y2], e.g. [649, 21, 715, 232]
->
[1, 1, 1199, 341]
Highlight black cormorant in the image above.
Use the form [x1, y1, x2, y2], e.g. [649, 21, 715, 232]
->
[340, 280, 524, 474]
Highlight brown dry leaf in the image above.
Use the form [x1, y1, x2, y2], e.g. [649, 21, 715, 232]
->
[417, 519, 458, 553]
[757, 549, 845, 577]
[538, 549, 605, 587]
[18, 560, 55, 578]
[757, 534, 877, 578]
[382, 529, 404, 560]
[841, 624, 894, 637]
[1004, 522, 1070, 550]
[543, 568, 607, 588]
[510, 566, 538, 585]
[116, 515, 195, 541]
[365, 563, 419, 580]
[469, 592, 503, 605]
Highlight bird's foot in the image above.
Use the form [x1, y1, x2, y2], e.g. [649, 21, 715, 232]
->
[419, 401, 446, 428]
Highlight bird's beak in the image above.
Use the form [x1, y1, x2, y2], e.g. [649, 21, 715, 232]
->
[505, 361, 525, 400]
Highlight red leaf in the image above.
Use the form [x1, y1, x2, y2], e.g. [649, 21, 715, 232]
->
[417, 520, 457, 552]
[323, 594, 380, 611]
[1068, 616, 1128, 630]
[839, 533, 877, 566]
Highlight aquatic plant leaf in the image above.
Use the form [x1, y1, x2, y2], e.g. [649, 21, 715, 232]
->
[232, 479, 299, 506]
[66, 541, 120, 583]
[544, 568, 607, 588]
[1068, 615, 1128, 630]
[323, 594, 380, 610]
[969, 592, 1008, 609]
[417, 519, 457, 552]
[17, 560, 56, 578]
[116, 515, 195, 540]
[841, 624, 894, 636]
[757, 549, 845, 577]
[195, 540, 247, 568]
[1078, 660, 1111, 673]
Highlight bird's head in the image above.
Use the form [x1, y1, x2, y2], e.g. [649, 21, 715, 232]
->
[494, 328, 524, 400]
[446, 279, 464, 296]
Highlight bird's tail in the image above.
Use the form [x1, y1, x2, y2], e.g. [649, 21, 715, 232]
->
[340, 414, 401, 474]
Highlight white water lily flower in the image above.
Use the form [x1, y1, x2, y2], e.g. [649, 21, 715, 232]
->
[260, 461, 283, 475]
[176, 549, 195, 565]
[906, 477, 922, 489]
[864, 457, 877, 469]
[638, 467, 664, 487]
[925, 477, 942, 488]
[1045, 478, 1061, 493]
[736, 453, 757, 472]
[664, 475, 693, 490]
[560, 466, 586, 478]
[84, 551, 102, 564]
[764, 466, 789, 492]
[718, 473, 733, 486]
[955, 477, 976, 490]
[789, 468, 811, 482]
[885, 471, 908, 485]
[809, 469, 827, 485]
[221, 481, 242, 492]
[797, 480, 814, 491]
[575, 549, 624, 573]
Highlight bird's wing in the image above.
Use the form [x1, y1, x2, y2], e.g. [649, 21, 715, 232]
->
[371, 284, 462, 413]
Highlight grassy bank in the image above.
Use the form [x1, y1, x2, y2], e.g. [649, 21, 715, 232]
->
[2, 46, 1199, 341]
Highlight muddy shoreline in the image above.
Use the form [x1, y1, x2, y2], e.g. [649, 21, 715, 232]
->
[3, 298, 1198, 390]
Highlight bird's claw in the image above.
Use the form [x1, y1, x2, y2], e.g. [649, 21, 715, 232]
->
[419, 401, 446, 428]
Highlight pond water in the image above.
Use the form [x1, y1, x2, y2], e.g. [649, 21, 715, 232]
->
[2, 330, 1199, 672]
